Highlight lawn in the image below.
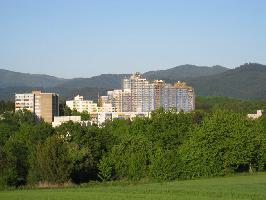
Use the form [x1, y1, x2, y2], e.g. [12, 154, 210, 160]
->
[0, 173, 266, 200]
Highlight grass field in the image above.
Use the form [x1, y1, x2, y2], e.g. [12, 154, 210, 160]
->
[0, 173, 266, 200]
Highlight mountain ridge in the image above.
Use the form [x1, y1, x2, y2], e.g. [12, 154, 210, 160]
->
[143, 64, 229, 82]
[1, 63, 266, 100]
[0, 68, 66, 88]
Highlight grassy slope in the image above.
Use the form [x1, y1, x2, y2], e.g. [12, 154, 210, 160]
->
[1, 173, 266, 200]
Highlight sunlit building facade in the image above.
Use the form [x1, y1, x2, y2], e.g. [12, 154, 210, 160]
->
[104, 73, 195, 113]
[15, 91, 59, 123]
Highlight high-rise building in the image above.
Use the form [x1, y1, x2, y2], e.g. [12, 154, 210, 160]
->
[122, 89, 132, 112]
[175, 82, 195, 112]
[66, 73, 195, 126]
[15, 91, 59, 123]
[111, 73, 195, 113]
[107, 90, 123, 112]
[154, 80, 165, 109]
[99, 96, 109, 107]
[128, 72, 155, 112]
[160, 83, 177, 110]
[122, 77, 131, 90]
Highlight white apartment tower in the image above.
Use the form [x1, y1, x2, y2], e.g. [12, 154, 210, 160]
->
[123, 73, 155, 112]
[117, 73, 195, 113]
[107, 90, 123, 112]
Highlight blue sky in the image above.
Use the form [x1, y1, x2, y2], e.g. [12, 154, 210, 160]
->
[0, 0, 265, 78]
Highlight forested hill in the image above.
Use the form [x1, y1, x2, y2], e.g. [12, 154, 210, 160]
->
[187, 63, 266, 100]
[1, 63, 266, 100]
[0, 65, 228, 89]
[56, 74, 129, 89]
[0, 69, 66, 88]
[143, 64, 229, 82]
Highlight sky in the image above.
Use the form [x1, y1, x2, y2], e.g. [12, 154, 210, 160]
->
[0, 0, 266, 78]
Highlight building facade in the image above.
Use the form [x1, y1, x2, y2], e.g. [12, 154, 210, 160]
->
[127, 72, 155, 112]
[66, 95, 98, 113]
[107, 90, 123, 112]
[65, 73, 195, 125]
[52, 116, 91, 127]
[112, 73, 195, 113]
[66, 95, 116, 113]
[15, 93, 35, 112]
[15, 91, 59, 123]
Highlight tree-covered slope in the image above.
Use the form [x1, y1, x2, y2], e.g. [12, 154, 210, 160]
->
[1, 63, 266, 100]
[144, 64, 229, 82]
[0, 86, 109, 102]
[187, 63, 266, 100]
[0, 69, 66, 88]
[57, 74, 129, 89]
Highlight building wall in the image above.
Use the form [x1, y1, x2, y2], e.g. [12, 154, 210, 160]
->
[154, 80, 165, 109]
[130, 73, 155, 112]
[15, 91, 59, 123]
[52, 116, 91, 127]
[15, 93, 35, 112]
[107, 90, 123, 112]
[122, 89, 132, 112]
[66, 96, 98, 113]
[106, 73, 195, 113]
[37, 93, 59, 123]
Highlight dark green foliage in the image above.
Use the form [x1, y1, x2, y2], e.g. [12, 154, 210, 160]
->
[99, 134, 152, 180]
[256, 115, 266, 171]
[179, 109, 266, 178]
[97, 155, 113, 181]
[54, 121, 114, 183]
[59, 104, 91, 120]
[57, 74, 128, 89]
[98, 110, 199, 181]
[149, 148, 182, 180]
[73, 110, 91, 121]
[0, 69, 66, 88]
[63, 104, 72, 116]
[0, 101, 14, 114]
[28, 136, 74, 184]
[144, 64, 228, 82]
[0, 99, 266, 188]
[0, 87, 108, 102]
[0, 109, 53, 187]
[196, 96, 266, 114]
[147, 109, 194, 149]
[188, 63, 266, 100]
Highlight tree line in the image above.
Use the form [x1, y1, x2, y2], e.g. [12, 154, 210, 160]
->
[0, 97, 266, 188]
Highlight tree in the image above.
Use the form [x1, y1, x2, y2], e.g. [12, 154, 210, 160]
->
[149, 148, 182, 181]
[147, 109, 194, 150]
[28, 136, 74, 184]
[179, 109, 265, 178]
[98, 134, 152, 180]
[0, 100, 14, 114]
[63, 105, 73, 116]
[55, 122, 104, 183]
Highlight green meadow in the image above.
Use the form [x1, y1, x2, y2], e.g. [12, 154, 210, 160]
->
[1, 173, 265, 200]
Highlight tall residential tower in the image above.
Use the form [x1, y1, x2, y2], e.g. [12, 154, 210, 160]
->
[107, 73, 195, 113]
